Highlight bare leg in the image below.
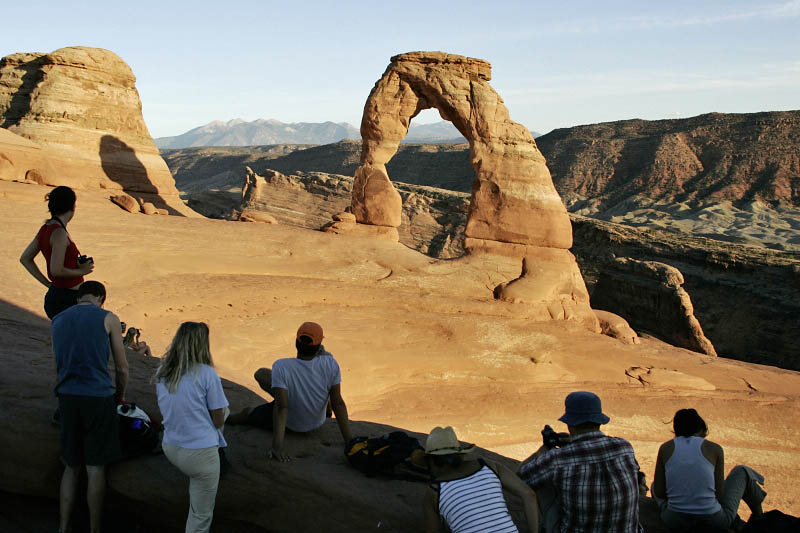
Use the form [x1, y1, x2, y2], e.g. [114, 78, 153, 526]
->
[254, 368, 273, 398]
[59, 465, 80, 533]
[86, 465, 106, 533]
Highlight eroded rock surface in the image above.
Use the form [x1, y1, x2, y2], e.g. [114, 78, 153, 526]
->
[591, 257, 716, 355]
[0, 46, 193, 215]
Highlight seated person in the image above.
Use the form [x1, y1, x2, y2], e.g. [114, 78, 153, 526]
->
[518, 391, 644, 533]
[423, 426, 538, 533]
[652, 408, 766, 532]
[228, 322, 352, 461]
[121, 322, 152, 357]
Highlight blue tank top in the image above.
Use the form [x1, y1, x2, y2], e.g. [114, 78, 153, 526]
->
[665, 436, 722, 514]
[52, 303, 113, 397]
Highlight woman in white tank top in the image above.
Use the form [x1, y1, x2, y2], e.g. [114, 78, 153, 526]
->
[422, 426, 539, 533]
[652, 409, 767, 531]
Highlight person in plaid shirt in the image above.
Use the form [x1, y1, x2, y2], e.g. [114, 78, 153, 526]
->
[518, 391, 643, 533]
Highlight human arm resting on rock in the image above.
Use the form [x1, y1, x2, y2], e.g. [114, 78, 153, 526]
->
[269, 387, 290, 462]
[494, 461, 539, 533]
[19, 237, 51, 288]
[106, 312, 128, 402]
[653, 441, 672, 500]
[49, 227, 93, 277]
[423, 485, 443, 533]
[329, 383, 352, 443]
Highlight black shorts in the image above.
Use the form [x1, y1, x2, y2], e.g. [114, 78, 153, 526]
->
[44, 286, 79, 319]
[58, 394, 121, 466]
[246, 402, 275, 429]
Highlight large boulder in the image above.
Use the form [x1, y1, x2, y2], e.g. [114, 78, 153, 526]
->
[0, 47, 195, 216]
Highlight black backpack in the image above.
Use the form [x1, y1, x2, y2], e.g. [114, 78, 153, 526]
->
[345, 431, 427, 479]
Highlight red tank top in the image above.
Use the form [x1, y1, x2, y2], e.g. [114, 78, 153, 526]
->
[36, 221, 84, 289]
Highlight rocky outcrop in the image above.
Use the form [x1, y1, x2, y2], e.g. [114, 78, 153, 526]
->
[594, 310, 640, 345]
[591, 258, 716, 356]
[234, 167, 467, 257]
[0, 46, 194, 215]
[571, 215, 800, 369]
[537, 111, 800, 209]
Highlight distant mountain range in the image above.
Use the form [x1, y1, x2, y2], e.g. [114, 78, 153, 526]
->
[155, 118, 541, 148]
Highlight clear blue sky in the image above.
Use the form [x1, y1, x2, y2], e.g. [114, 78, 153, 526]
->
[2, 1, 799, 137]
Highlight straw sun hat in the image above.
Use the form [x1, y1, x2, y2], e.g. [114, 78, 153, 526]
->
[424, 426, 476, 455]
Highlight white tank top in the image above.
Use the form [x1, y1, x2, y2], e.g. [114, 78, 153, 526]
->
[665, 436, 722, 514]
[438, 463, 518, 533]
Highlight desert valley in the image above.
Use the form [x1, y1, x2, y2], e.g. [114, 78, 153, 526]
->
[1, 44, 799, 533]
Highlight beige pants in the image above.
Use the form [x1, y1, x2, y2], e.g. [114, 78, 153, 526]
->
[163, 443, 220, 533]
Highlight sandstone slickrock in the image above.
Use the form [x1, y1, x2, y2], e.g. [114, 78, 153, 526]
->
[591, 257, 716, 356]
[0, 46, 194, 215]
[239, 209, 278, 224]
[352, 52, 596, 329]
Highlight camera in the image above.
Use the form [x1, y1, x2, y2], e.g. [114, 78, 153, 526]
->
[77, 255, 93, 265]
[541, 424, 567, 449]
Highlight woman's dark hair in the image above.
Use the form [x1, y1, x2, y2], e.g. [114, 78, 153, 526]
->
[45, 186, 76, 217]
[673, 408, 708, 437]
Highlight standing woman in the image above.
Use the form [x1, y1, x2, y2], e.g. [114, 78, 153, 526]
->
[653, 408, 766, 531]
[19, 186, 94, 319]
[156, 322, 229, 533]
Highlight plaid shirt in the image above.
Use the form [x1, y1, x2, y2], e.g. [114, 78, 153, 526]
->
[519, 431, 642, 533]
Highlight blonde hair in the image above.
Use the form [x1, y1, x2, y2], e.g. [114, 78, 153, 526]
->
[155, 322, 214, 393]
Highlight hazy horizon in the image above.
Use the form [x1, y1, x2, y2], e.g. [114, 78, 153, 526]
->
[3, 1, 799, 138]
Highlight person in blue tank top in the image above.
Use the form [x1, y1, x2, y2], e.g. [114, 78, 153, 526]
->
[423, 426, 539, 533]
[51, 280, 129, 533]
[653, 408, 767, 531]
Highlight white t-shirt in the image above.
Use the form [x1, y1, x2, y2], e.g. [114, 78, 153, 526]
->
[157, 364, 229, 449]
[271, 350, 341, 432]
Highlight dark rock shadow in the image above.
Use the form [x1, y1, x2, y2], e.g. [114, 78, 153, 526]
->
[99, 135, 182, 216]
[0, 55, 46, 129]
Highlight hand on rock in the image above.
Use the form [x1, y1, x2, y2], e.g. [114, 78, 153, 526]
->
[267, 448, 290, 462]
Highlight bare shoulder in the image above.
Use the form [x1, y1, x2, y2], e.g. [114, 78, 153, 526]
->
[658, 439, 675, 461]
[702, 439, 724, 455]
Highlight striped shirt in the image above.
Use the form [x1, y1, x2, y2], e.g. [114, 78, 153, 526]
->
[437, 463, 518, 533]
[519, 431, 642, 533]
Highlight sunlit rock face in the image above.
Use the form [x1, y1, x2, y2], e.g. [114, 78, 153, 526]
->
[0, 46, 194, 215]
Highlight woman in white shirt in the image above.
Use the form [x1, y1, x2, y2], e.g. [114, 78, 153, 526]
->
[653, 408, 766, 531]
[155, 322, 229, 533]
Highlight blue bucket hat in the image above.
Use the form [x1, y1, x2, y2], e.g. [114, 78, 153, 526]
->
[558, 391, 610, 426]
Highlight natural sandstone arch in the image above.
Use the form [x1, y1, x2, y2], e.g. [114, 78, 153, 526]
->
[351, 51, 572, 252]
[348, 52, 599, 330]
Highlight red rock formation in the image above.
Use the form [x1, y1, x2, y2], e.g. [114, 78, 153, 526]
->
[591, 257, 716, 355]
[0, 46, 194, 215]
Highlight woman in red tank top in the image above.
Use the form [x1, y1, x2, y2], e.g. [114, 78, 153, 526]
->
[19, 186, 95, 319]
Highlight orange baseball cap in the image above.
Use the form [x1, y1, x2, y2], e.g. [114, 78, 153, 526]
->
[296, 322, 324, 345]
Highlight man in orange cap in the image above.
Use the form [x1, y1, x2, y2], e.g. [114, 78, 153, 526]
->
[227, 322, 352, 461]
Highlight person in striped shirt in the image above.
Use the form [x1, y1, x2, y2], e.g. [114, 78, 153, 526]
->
[518, 391, 644, 533]
[423, 426, 539, 533]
